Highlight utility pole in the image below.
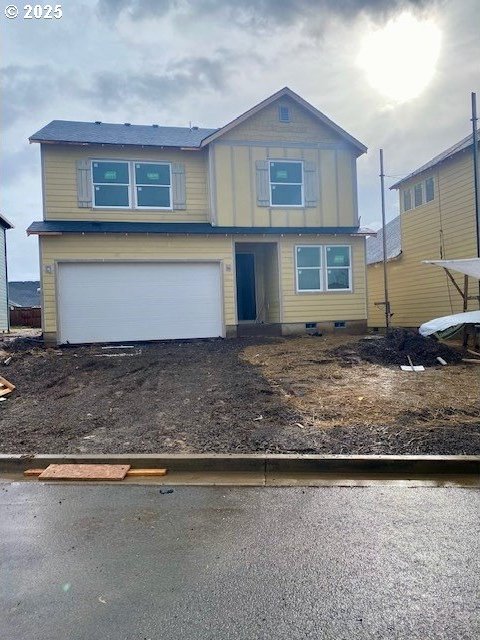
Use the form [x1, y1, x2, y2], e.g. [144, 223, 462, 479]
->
[471, 92, 480, 309]
[379, 149, 390, 330]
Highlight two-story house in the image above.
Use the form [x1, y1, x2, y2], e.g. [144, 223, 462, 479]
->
[27, 87, 368, 345]
[367, 130, 479, 328]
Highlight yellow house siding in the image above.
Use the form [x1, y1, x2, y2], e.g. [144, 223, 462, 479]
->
[368, 150, 477, 327]
[213, 142, 358, 229]
[40, 234, 235, 333]
[219, 97, 342, 144]
[43, 145, 210, 222]
[279, 236, 367, 323]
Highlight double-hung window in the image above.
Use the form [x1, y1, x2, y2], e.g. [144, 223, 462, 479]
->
[91, 160, 172, 209]
[269, 160, 303, 207]
[92, 161, 130, 208]
[296, 245, 352, 292]
[134, 162, 172, 209]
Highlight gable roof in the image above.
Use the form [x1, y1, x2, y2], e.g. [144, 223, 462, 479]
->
[29, 121, 217, 149]
[29, 87, 367, 154]
[200, 87, 367, 154]
[8, 281, 41, 308]
[366, 215, 402, 265]
[391, 129, 480, 189]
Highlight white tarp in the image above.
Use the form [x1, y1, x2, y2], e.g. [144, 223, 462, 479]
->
[422, 258, 480, 280]
[419, 310, 480, 336]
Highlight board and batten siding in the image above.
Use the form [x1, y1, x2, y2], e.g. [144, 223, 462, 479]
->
[0, 228, 8, 331]
[40, 234, 235, 335]
[211, 97, 359, 228]
[368, 150, 478, 327]
[42, 145, 210, 222]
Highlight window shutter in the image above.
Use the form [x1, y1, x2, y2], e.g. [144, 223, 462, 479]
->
[172, 163, 186, 209]
[76, 159, 92, 208]
[304, 161, 319, 208]
[255, 160, 270, 207]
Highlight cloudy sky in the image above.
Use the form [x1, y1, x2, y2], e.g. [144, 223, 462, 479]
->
[1, 0, 478, 280]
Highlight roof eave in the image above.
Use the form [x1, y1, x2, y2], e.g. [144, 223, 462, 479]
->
[29, 138, 203, 150]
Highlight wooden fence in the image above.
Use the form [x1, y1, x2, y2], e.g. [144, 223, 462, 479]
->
[10, 307, 42, 328]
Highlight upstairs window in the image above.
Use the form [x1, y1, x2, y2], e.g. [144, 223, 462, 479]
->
[414, 183, 423, 207]
[92, 161, 130, 208]
[425, 176, 435, 202]
[278, 105, 291, 122]
[270, 160, 303, 207]
[134, 162, 172, 209]
[402, 175, 435, 212]
[403, 189, 412, 211]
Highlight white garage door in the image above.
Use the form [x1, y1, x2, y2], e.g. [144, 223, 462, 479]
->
[57, 262, 223, 344]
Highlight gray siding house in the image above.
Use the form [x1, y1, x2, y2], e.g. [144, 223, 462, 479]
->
[0, 214, 13, 332]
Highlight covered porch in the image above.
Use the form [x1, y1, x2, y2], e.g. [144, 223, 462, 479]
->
[234, 242, 281, 335]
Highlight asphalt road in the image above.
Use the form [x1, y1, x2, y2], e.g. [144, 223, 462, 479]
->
[1, 483, 479, 640]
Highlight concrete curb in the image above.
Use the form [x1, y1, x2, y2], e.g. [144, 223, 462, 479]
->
[0, 453, 479, 476]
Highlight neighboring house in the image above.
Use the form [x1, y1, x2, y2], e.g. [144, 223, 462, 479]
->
[0, 214, 14, 332]
[367, 130, 479, 328]
[27, 87, 369, 345]
[8, 281, 41, 308]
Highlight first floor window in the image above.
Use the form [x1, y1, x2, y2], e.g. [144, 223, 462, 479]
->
[270, 161, 303, 206]
[296, 245, 352, 292]
[296, 246, 322, 291]
[92, 161, 130, 207]
[135, 162, 171, 208]
[326, 246, 351, 290]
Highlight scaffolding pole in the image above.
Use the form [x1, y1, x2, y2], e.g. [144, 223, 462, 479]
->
[379, 149, 390, 330]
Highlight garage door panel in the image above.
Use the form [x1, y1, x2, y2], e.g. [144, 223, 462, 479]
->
[57, 262, 223, 344]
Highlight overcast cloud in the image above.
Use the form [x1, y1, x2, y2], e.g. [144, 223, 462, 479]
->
[1, 0, 478, 279]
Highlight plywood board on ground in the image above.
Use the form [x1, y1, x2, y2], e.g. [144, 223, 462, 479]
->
[38, 464, 130, 480]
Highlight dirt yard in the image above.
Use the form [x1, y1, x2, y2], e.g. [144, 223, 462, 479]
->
[0, 333, 479, 454]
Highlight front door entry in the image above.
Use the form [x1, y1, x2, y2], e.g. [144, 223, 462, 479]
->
[236, 253, 257, 321]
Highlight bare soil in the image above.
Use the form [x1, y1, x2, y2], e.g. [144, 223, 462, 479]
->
[0, 335, 479, 454]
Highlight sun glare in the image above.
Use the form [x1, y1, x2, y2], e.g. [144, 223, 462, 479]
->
[356, 12, 441, 104]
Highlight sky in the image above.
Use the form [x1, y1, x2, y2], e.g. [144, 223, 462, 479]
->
[1, 0, 479, 280]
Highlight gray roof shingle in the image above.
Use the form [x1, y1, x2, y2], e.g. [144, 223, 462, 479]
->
[8, 281, 41, 308]
[366, 216, 401, 265]
[391, 129, 479, 189]
[29, 120, 218, 148]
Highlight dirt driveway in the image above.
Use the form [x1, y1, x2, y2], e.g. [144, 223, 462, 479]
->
[0, 335, 479, 454]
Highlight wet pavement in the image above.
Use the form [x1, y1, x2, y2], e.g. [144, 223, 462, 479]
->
[1, 483, 479, 639]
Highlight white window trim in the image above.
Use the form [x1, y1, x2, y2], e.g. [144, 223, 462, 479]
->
[413, 182, 424, 208]
[269, 160, 304, 208]
[92, 160, 131, 209]
[295, 244, 353, 293]
[295, 245, 323, 292]
[402, 176, 435, 212]
[91, 159, 173, 210]
[325, 245, 352, 292]
[133, 161, 173, 210]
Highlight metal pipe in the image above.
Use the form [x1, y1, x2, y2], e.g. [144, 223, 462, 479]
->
[379, 149, 390, 330]
[471, 92, 480, 310]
